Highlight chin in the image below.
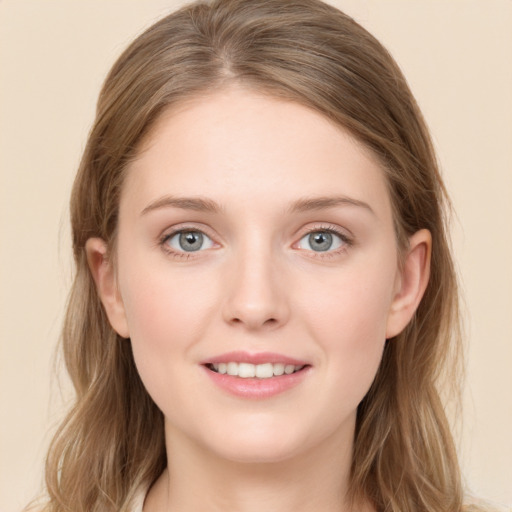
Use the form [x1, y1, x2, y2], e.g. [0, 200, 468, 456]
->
[213, 439, 303, 465]
[199, 419, 317, 465]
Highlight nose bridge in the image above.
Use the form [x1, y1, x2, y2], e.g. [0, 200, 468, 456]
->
[223, 231, 289, 330]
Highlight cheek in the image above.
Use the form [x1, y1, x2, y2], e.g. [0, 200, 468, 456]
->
[300, 260, 396, 392]
[121, 251, 215, 330]
[305, 263, 394, 338]
[117, 259, 218, 385]
[117, 267, 222, 430]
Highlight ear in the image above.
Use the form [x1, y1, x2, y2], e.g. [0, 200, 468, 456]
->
[386, 229, 432, 339]
[85, 238, 130, 339]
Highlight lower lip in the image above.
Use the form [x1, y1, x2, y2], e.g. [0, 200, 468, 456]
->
[202, 366, 311, 399]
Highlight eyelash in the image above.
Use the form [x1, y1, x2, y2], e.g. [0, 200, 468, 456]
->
[158, 224, 353, 260]
[298, 224, 353, 259]
[159, 226, 215, 260]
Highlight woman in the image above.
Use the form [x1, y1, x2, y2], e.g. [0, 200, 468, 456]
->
[38, 0, 489, 510]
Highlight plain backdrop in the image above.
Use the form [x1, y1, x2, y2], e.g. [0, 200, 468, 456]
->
[1, 1, 511, 511]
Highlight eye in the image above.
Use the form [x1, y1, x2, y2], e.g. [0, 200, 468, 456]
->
[165, 230, 215, 252]
[297, 230, 346, 252]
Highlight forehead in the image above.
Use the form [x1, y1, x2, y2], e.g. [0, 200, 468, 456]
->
[122, 86, 392, 219]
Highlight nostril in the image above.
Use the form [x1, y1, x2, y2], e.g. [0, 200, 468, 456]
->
[228, 316, 279, 329]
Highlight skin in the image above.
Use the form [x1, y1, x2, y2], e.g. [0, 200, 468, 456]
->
[87, 86, 431, 512]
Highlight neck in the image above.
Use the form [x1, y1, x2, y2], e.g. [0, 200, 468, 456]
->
[144, 421, 372, 512]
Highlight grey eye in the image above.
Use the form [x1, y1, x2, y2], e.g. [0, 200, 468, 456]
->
[308, 232, 332, 251]
[167, 231, 214, 252]
[298, 231, 343, 252]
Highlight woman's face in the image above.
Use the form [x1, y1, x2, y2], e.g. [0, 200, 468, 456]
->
[95, 87, 423, 464]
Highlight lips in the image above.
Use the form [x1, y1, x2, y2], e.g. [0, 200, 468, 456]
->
[201, 351, 311, 399]
[202, 350, 309, 366]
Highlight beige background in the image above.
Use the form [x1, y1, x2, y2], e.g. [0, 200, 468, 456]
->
[1, 1, 511, 510]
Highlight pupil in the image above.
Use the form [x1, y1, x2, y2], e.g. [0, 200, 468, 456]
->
[309, 232, 332, 251]
[179, 231, 203, 251]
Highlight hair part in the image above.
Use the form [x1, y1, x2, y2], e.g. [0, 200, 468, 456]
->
[43, 1, 469, 510]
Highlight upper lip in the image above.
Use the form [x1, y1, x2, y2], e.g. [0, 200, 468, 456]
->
[201, 351, 309, 366]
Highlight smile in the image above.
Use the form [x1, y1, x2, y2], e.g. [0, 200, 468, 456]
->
[206, 362, 306, 379]
[201, 351, 311, 398]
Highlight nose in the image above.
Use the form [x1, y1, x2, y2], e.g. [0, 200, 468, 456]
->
[222, 243, 290, 331]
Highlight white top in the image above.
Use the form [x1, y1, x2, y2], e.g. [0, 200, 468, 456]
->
[131, 490, 146, 512]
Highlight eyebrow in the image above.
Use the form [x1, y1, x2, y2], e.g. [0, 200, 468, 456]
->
[288, 196, 375, 216]
[141, 195, 223, 215]
[141, 194, 374, 216]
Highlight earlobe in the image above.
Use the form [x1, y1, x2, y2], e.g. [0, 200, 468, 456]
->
[386, 229, 432, 339]
[85, 238, 130, 339]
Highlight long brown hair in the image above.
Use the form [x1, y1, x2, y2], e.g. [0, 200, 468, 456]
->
[43, 1, 469, 510]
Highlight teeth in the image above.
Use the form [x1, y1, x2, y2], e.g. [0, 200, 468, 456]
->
[238, 363, 256, 378]
[255, 363, 273, 378]
[273, 363, 285, 376]
[209, 362, 305, 379]
[284, 364, 295, 374]
[227, 362, 238, 376]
